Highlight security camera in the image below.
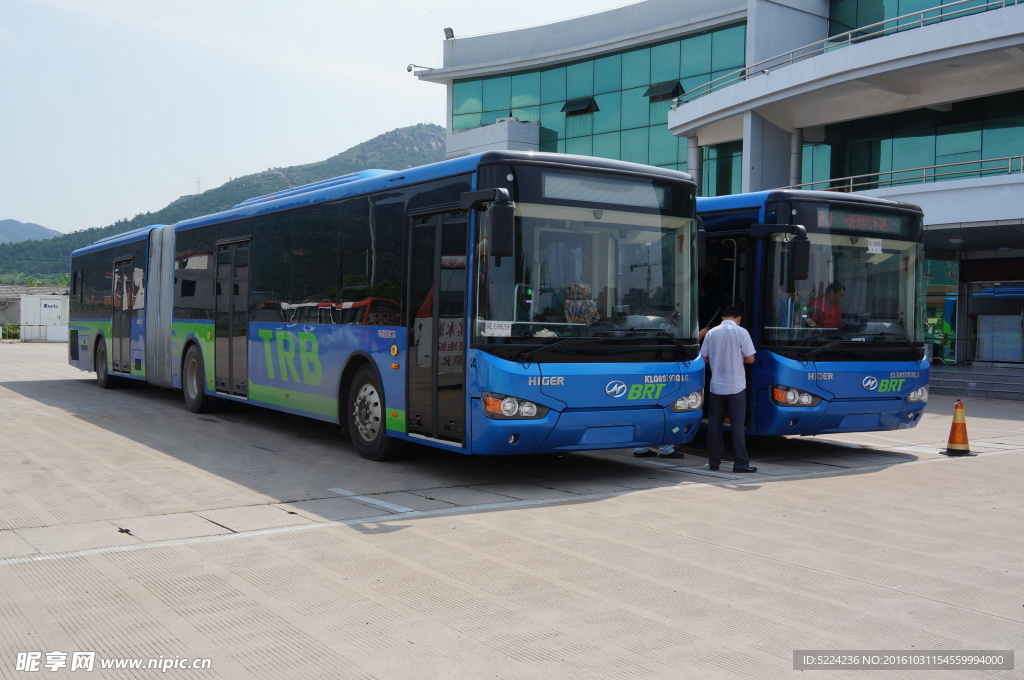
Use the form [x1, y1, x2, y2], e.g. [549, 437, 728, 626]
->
[407, 64, 414, 72]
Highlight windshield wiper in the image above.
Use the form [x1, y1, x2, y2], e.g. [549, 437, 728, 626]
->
[625, 327, 700, 359]
[799, 339, 858, 360]
[877, 331, 921, 355]
[515, 335, 589, 363]
[801, 333, 921, 360]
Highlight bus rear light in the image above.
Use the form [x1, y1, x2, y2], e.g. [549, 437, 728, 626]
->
[771, 385, 821, 407]
[482, 392, 549, 420]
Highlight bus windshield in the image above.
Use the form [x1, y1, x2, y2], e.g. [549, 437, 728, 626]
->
[474, 201, 697, 348]
[763, 231, 925, 348]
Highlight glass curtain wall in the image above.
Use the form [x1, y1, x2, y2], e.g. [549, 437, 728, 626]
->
[452, 23, 746, 196]
[800, 91, 1024, 189]
[828, 0, 1016, 37]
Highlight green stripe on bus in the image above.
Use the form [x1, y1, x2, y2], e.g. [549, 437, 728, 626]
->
[247, 382, 337, 419]
[386, 408, 407, 434]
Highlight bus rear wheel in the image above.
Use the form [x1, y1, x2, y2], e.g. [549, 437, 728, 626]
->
[95, 340, 118, 389]
[183, 345, 215, 413]
[347, 365, 401, 461]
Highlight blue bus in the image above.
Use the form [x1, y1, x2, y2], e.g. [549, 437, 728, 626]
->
[69, 151, 705, 459]
[696, 190, 929, 436]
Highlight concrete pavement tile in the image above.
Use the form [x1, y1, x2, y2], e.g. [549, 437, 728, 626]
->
[467, 483, 582, 501]
[0, 529, 38, 558]
[117, 513, 233, 542]
[16, 520, 142, 553]
[279, 497, 388, 522]
[788, 454, 878, 468]
[197, 505, 314, 532]
[536, 478, 634, 495]
[365, 491, 455, 512]
[409, 486, 516, 506]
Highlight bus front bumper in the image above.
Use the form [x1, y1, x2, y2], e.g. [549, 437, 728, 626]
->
[755, 390, 927, 436]
[470, 403, 703, 455]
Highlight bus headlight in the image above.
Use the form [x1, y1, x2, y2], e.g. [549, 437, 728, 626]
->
[771, 385, 822, 407]
[671, 390, 703, 412]
[906, 386, 928, 403]
[482, 392, 550, 419]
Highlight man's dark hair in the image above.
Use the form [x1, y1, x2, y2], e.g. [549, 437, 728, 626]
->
[722, 305, 743, 318]
[826, 282, 845, 293]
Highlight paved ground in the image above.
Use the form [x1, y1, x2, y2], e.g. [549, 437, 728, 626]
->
[0, 342, 1020, 678]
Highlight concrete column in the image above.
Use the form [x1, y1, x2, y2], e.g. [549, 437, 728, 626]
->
[743, 111, 793, 192]
[687, 137, 703, 196]
[790, 128, 804, 188]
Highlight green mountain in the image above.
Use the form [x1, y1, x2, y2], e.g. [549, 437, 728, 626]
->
[0, 123, 446, 284]
[0, 220, 61, 244]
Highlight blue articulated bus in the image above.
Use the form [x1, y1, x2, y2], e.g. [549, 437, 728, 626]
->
[696, 190, 929, 436]
[69, 151, 705, 459]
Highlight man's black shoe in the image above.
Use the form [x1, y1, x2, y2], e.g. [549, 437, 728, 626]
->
[633, 449, 658, 457]
[732, 466, 758, 473]
[707, 464, 720, 471]
[657, 451, 685, 459]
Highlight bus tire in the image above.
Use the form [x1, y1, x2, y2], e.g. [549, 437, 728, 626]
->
[183, 344, 215, 413]
[95, 340, 117, 389]
[347, 365, 401, 461]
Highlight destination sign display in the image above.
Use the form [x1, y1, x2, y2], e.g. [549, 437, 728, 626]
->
[817, 207, 911, 236]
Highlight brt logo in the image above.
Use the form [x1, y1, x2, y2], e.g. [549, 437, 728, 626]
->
[627, 383, 667, 400]
[865, 377, 906, 393]
[258, 330, 322, 386]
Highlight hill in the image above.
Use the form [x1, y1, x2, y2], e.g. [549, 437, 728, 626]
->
[0, 123, 446, 284]
[0, 220, 61, 244]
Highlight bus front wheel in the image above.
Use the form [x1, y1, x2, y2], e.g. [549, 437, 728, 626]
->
[183, 345, 215, 413]
[347, 365, 401, 461]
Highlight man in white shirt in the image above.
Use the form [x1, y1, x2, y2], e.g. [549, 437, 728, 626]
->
[700, 306, 757, 473]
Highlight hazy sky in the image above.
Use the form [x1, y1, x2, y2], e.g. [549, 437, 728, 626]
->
[2, 0, 634, 233]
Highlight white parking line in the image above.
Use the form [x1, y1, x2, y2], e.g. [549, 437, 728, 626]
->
[329, 488, 415, 513]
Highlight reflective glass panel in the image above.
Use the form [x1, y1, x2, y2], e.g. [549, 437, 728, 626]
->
[453, 80, 482, 114]
[621, 48, 650, 89]
[593, 54, 622, 94]
[567, 61, 594, 99]
[540, 67, 567, 104]
[511, 72, 541, 108]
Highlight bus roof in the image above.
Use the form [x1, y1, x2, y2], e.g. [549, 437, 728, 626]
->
[171, 151, 695, 233]
[71, 224, 168, 258]
[72, 151, 696, 253]
[697, 189, 922, 215]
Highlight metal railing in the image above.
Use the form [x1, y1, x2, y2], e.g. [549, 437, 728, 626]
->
[674, 0, 1018, 106]
[786, 155, 1024, 192]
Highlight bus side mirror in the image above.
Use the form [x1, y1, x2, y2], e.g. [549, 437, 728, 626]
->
[461, 188, 515, 258]
[751, 223, 809, 280]
[488, 198, 515, 258]
[790, 235, 810, 281]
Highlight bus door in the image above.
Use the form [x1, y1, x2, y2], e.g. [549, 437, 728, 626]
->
[700, 236, 752, 421]
[111, 259, 133, 374]
[407, 211, 468, 443]
[215, 239, 250, 397]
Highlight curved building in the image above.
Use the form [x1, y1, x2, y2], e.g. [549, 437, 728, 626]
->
[417, 0, 1024, 379]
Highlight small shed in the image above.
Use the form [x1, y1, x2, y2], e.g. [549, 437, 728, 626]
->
[0, 285, 69, 342]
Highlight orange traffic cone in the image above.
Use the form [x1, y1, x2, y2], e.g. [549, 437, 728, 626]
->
[945, 399, 973, 456]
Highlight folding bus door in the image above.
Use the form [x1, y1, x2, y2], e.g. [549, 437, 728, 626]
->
[111, 259, 133, 374]
[407, 211, 468, 443]
[215, 239, 250, 396]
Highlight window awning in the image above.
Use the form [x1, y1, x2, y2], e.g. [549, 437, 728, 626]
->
[644, 80, 683, 102]
[561, 97, 598, 116]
